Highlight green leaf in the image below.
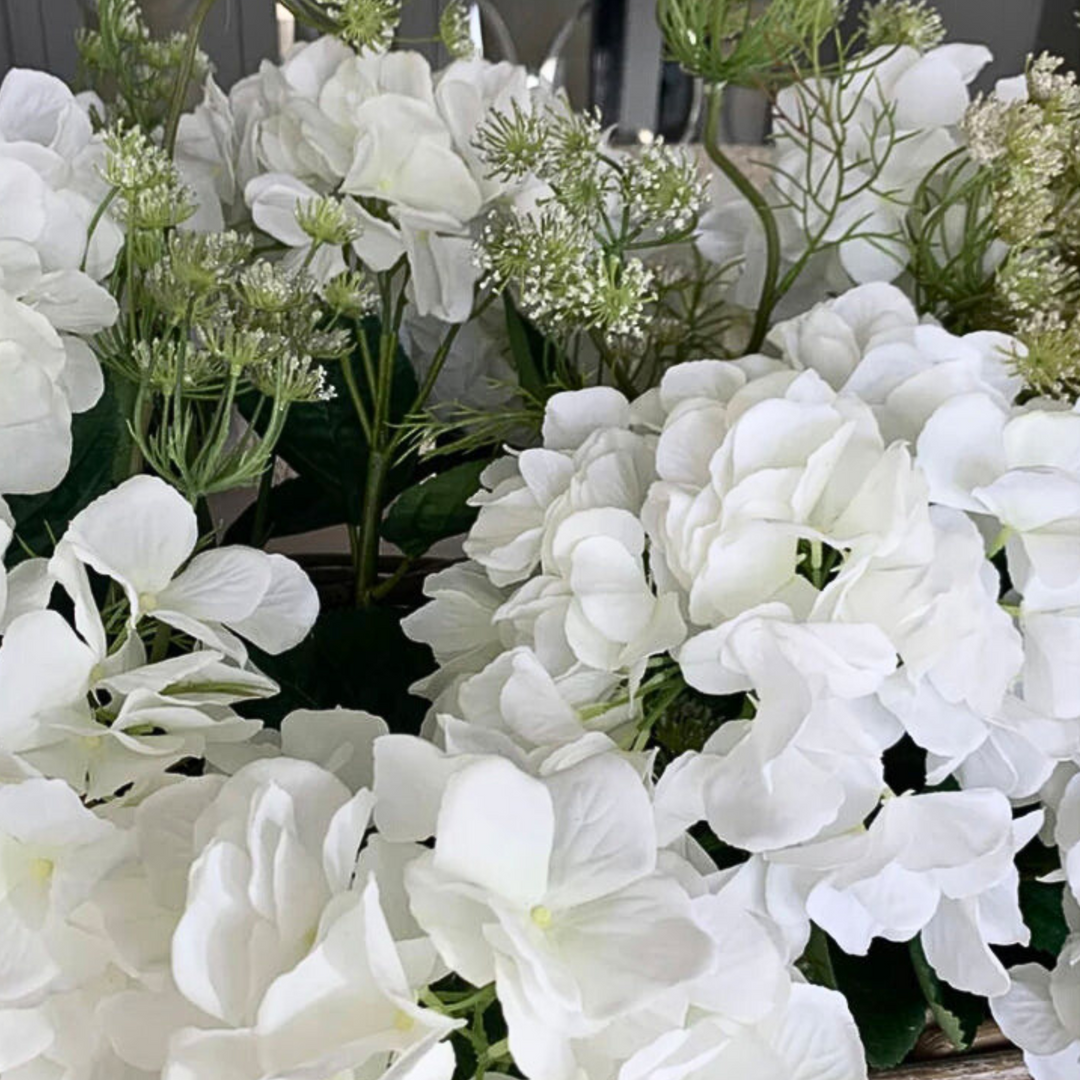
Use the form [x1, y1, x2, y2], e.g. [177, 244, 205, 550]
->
[1021, 880, 1069, 957]
[830, 939, 927, 1070]
[241, 605, 432, 731]
[504, 294, 551, 402]
[382, 459, 487, 558]
[797, 923, 839, 990]
[8, 373, 126, 562]
[909, 938, 986, 1052]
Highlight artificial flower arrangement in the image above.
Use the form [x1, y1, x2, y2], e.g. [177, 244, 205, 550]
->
[3, 0, 1080, 1077]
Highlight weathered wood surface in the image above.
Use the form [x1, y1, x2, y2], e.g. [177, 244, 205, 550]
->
[877, 1049, 1028, 1079]
[876, 1023, 1027, 1079]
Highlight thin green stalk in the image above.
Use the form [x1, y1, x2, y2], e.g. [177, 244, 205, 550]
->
[340, 353, 375, 443]
[299, 238, 325, 275]
[163, 0, 218, 157]
[127, 379, 151, 477]
[631, 679, 686, 752]
[476, 1038, 511, 1079]
[356, 447, 388, 606]
[149, 622, 172, 664]
[251, 457, 276, 547]
[370, 554, 414, 602]
[388, 323, 463, 456]
[354, 314, 401, 606]
[703, 82, 782, 353]
[125, 234, 138, 344]
[81, 187, 119, 273]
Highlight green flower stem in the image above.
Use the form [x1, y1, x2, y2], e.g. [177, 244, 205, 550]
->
[250, 457, 276, 547]
[355, 281, 489, 604]
[127, 378, 151, 478]
[356, 446, 389, 606]
[340, 353, 375, 444]
[631, 677, 687, 752]
[354, 313, 400, 606]
[421, 983, 496, 1016]
[81, 187, 119, 274]
[387, 304, 488, 457]
[149, 621, 172, 664]
[370, 554, 415, 602]
[163, 0, 219, 157]
[476, 1038, 511, 1078]
[703, 82, 782, 353]
[394, 322, 463, 450]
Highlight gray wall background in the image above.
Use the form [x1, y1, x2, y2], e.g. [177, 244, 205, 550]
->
[0, 1, 1076, 122]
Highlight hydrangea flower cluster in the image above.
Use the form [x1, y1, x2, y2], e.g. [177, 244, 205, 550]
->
[0, 69, 121, 499]
[5, 0, 1080, 1077]
[407, 280, 1080, 1073]
[179, 35, 532, 325]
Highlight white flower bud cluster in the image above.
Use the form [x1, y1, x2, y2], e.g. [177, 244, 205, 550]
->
[625, 139, 709, 234]
[330, 0, 402, 52]
[296, 194, 361, 246]
[861, 0, 945, 51]
[439, 0, 478, 61]
[103, 124, 195, 230]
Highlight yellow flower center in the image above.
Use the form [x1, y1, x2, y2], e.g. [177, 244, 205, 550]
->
[393, 1010, 415, 1032]
[530, 904, 553, 930]
[138, 592, 159, 614]
[29, 858, 54, 883]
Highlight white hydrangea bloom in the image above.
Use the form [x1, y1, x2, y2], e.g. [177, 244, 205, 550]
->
[0, 605, 268, 799]
[698, 42, 991, 298]
[57, 474, 319, 660]
[0, 291, 109, 496]
[406, 752, 716, 1080]
[223, 40, 534, 323]
[643, 363, 930, 627]
[0, 68, 123, 286]
[96, 758, 457, 1079]
[768, 283, 1023, 443]
[0, 776, 129, 1006]
[992, 937, 1080, 1080]
[768, 790, 1042, 997]
[658, 605, 899, 851]
[918, 395, 1080, 592]
[617, 984, 867, 1080]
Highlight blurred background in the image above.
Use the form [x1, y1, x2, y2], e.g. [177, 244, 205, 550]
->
[1, 0, 1078, 143]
